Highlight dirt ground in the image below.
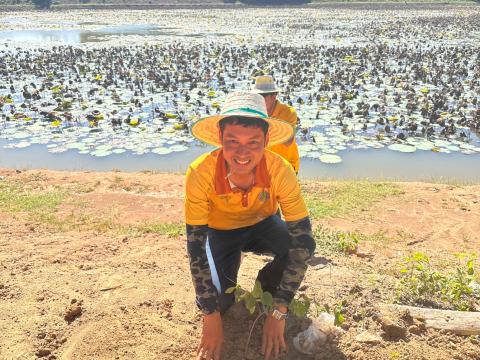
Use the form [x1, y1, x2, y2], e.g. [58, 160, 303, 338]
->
[0, 168, 479, 360]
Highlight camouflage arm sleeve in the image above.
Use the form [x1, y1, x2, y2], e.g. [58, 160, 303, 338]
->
[274, 217, 316, 307]
[186, 224, 219, 315]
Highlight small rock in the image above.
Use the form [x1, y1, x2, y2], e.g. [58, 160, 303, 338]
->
[355, 331, 382, 344]
[408, 325, 421, 335]
[35, 349, 51, 357]
[37, 332, 46, 339]
[299, 285, 308, 291]
[64, 305, 82, 323]
[379, 315, 408, 339]
[355, 250, 373, 259]
[349, 284, 363, 294]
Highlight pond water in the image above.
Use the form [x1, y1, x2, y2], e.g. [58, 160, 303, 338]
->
[0, 24, 194, 44]
[0, 7, 479, 182]
[2, 141, 479, 182]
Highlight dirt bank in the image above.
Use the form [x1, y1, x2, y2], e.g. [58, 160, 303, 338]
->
[0, 168, 479, 359]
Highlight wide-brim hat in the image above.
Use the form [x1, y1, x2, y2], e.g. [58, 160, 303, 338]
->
[251, 75, 281, 94]
[191, 91, 293, 147]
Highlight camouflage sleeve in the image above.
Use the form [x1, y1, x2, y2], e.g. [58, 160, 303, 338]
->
[186, 224, 219, 315]
[274, 217, 316, 307]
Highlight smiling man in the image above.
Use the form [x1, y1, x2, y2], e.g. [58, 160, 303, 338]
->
[185, 91, 315, 360]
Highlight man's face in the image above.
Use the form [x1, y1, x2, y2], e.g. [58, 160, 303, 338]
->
[219, 123, 269, 175]
[262, 93, 277, 116]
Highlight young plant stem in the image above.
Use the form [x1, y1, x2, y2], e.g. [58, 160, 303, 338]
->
[244, 310, 266, 360]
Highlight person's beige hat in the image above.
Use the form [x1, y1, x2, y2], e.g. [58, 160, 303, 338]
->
[191, 91, 293, 147]
[251, 75, 280, 94]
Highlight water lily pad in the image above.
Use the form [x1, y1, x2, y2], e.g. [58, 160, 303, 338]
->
[170, 144, 189, 152]
[319, 154, 342, 164]
[416, 141, 434, 151]
[13, 141, 31, 148]
[65, 142, 86, 150]
[48, 146, 68, 153]
[91, 150, 112, 157]
[112, 148, 126, 154]
[388, 144, 416, 153]
[152, 147, 173, 155]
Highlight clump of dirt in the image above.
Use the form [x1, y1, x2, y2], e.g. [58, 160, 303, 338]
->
[64, 299, 83, 323]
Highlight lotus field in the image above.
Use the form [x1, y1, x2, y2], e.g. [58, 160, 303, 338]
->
[0, 5, 479, 172]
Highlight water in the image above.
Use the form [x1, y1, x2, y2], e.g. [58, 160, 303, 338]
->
[1, 141, 479, 182]
[0, 24, 178, 44]
[0, 23, 233, 44]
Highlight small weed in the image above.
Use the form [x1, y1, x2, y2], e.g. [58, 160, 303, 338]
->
[313, 226, 388, 255]
[389, 350, 401, 360]
[337, 231, 360, 254]
[313, 301, 346, 326]
[396, 229, 415, 242]
[108, 176, 129, 191]
[396, 252, 479, 311]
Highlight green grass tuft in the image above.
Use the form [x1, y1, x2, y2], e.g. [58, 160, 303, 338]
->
[304, 181, 403, 219]
[0, 180, 65, 213]
[313, 226, 388, 255]
[134, 222, 185, 237]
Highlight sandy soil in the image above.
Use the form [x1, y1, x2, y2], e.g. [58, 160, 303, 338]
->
[0, 168, 479, 360]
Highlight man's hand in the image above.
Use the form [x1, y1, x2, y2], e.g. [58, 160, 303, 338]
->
[261, 306, 288, 360]
[197, 312, 223, 360]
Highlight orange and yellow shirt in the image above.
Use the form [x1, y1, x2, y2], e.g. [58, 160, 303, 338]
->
[267, 101, 300, 173]
[185, 148, 308, 230]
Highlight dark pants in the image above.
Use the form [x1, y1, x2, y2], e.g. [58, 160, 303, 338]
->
[205, 215, 292, 313]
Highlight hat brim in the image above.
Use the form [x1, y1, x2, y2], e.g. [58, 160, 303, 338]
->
[251, 88, 281, 94]
[191, 113, 293, 147]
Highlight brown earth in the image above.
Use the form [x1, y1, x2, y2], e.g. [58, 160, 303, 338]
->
[0, 168, 479, 360]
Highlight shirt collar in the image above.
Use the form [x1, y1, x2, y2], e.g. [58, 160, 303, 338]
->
[214, 149, 270, 195]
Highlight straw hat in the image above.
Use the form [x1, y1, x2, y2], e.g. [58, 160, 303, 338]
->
[191, 91, 293, 147]
[251, 75, 281, 94]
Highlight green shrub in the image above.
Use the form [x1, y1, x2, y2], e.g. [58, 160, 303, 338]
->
[396, 252, 479, 311]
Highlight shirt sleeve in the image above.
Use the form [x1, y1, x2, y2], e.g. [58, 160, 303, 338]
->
[287, 106, 299, 127]
[186, 224, 219, 314]
[185, 166, 210, 225]
[273, 217, 316, 307]
[275, 163, 309, 222]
